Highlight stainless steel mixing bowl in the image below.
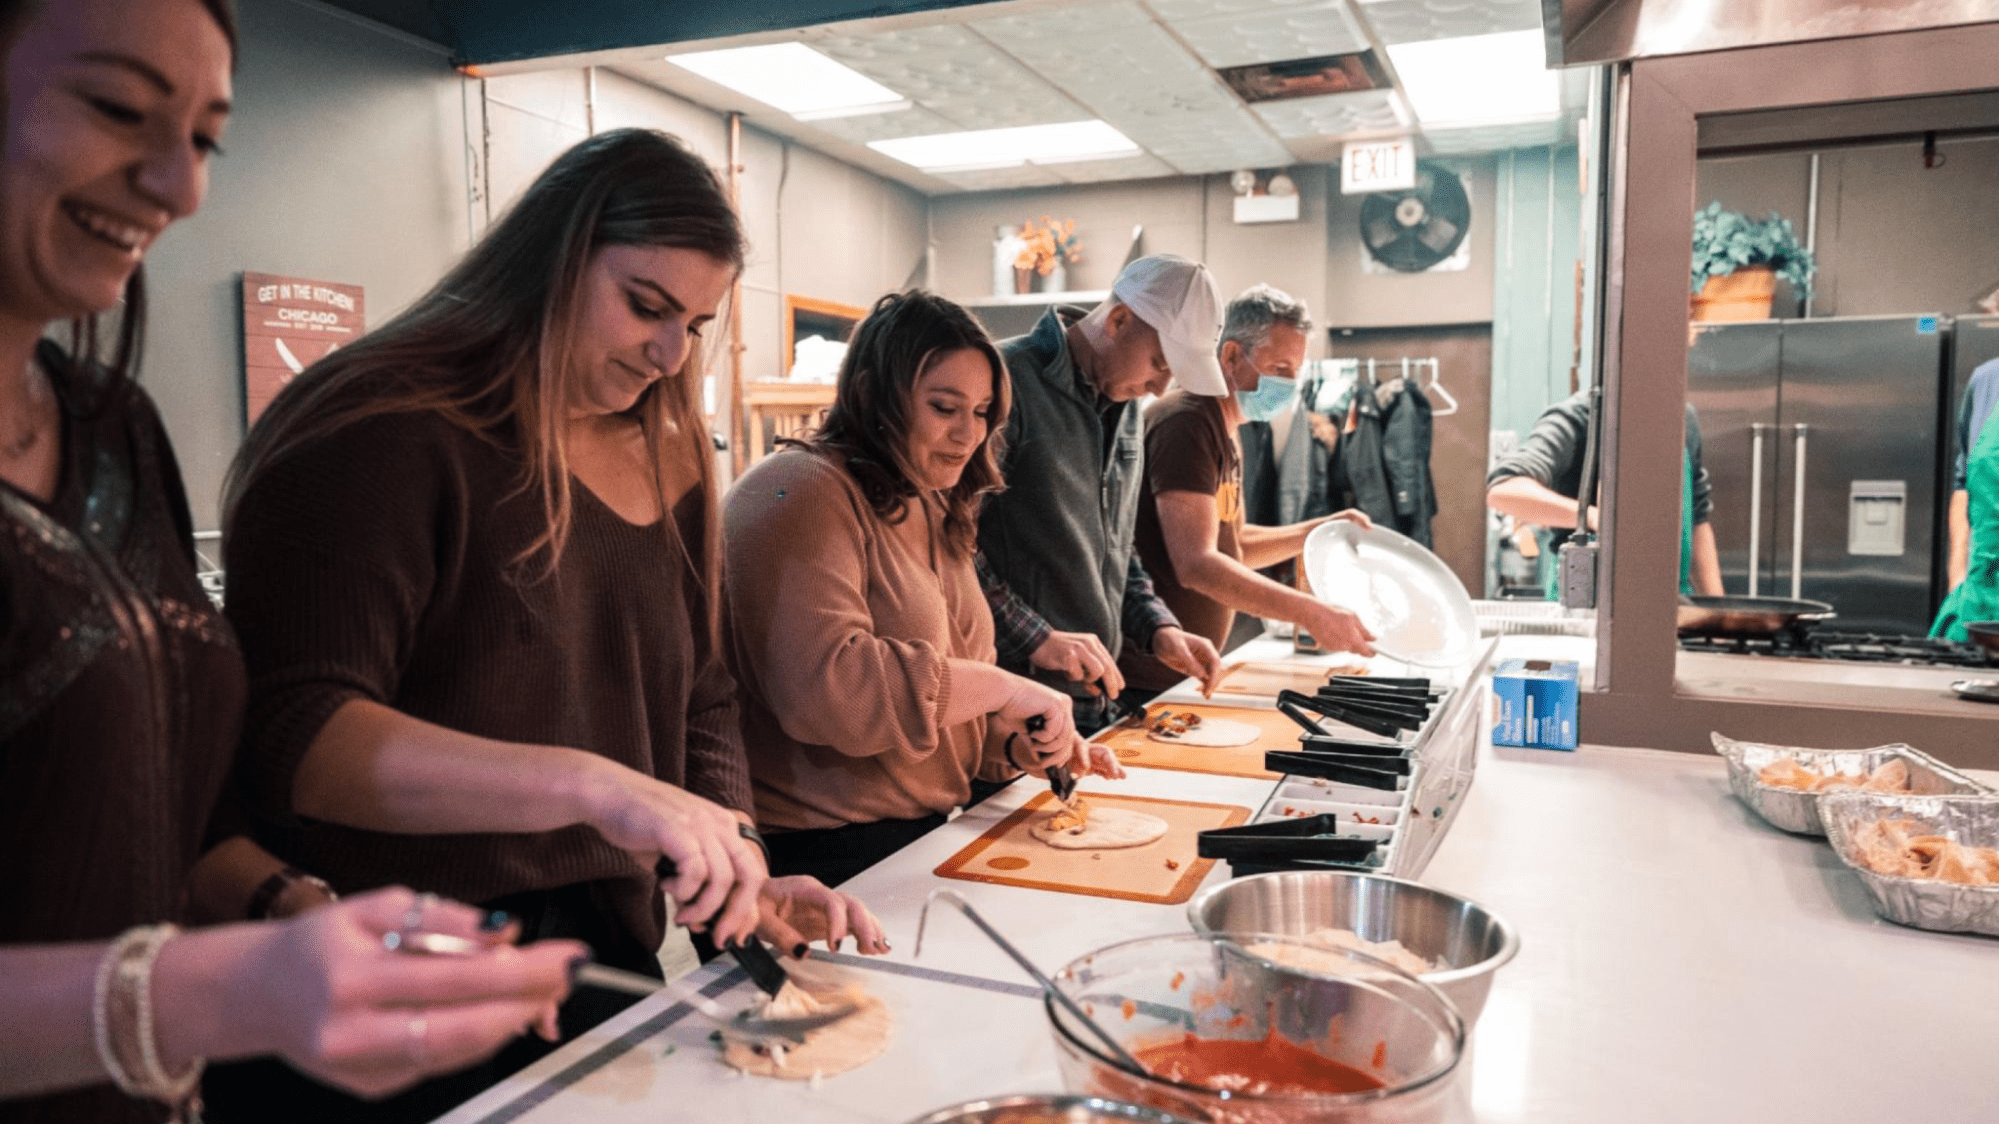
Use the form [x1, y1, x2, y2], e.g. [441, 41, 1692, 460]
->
[1187, 870, 1519, 1026]
[909, 1094, 1187, 1123]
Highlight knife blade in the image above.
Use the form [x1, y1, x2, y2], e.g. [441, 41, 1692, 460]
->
[656, 856, 792, 998]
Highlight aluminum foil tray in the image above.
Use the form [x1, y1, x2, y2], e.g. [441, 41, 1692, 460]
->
[1820, 791, 1999, 937]
[1710, 733, 1990, 836]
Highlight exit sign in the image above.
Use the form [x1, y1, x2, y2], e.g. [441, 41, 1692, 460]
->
[1341, 139, 1415, 194]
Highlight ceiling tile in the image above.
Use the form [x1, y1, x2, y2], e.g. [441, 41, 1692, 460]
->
[1166, 3, 1369, 69]
[931, 163, 1069, 191]
[807, 23, 1088, 131]
[801, 105, 959, 145]
[1251, 88, 1405, 139]
[1147, 0, 1320, 20]
[1421, 117, 1572, 154]
[974, 7, 1293, 169]
[1042, 153, 1179, 183]
[1354, 0, 1545, 46]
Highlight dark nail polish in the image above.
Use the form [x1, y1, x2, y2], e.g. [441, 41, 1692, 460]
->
[792, 943, 809, 959]
[479, 910, 512, 933]
[567, 953, 592, 983]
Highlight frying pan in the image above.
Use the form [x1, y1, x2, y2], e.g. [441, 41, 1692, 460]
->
[1675, 595, 1834, 636]
[1962, 621, 1999, 660]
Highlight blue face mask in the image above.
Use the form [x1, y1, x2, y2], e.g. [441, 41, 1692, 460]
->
[1236, 374, 1297, 422]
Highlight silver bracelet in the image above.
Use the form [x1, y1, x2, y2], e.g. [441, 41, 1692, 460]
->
[92, 924, 204, 1110]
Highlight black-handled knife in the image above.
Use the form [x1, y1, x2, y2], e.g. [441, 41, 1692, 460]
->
[1028, 713, 1080, 805]
[655, 856, 791, 997]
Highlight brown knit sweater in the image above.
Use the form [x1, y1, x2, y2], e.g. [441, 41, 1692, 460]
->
[724, 449, 1015, 831]
[224, 407, 750, 954]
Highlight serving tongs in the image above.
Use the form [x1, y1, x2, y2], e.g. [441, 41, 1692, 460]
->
[916, 889, 1147, 1074]
[1265, 750, 1405, 790]
[386, 931, 857, 1047]
[1276, 690, 1412, 741]
[1196, 814, 1379, 864]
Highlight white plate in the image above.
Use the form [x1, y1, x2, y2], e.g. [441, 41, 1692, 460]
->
[1302, 521, 1480, 667]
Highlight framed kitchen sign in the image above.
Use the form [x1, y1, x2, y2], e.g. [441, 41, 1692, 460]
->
[241, 271, 365, 425]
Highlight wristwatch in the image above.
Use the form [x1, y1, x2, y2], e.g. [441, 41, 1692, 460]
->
[247, 866, 338, 920]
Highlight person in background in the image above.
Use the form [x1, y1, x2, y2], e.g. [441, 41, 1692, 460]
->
[726, 291, 1122, 887]
[1122, 285, 1376, 691]
[217, 129, 878, 1120]
[1932, 351, 1999, 639]
[1943, 352, 1999, 593]
[1486, 392, 1724, 598]
[0, 0, 580, 1118]
[977, 254, 1230, 731]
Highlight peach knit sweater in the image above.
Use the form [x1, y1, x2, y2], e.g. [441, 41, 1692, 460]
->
[725, 449, 1016, 830]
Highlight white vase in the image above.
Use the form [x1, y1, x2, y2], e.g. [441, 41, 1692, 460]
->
[1044, 260, 1068, 294]
[993, 225, 1025, 296]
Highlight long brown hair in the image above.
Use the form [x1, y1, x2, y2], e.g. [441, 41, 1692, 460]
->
[789, 290, 1009, 557]
[0, 0, 238, 412]
[225, 128, 745, 616]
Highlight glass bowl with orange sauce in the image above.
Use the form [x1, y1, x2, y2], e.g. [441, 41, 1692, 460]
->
[1046, 934, 1465, 1123]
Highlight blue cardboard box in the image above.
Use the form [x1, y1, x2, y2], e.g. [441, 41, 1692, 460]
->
[1491, 658, 1579, 750]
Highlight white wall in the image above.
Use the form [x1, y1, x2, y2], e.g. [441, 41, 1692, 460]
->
[146, 0, 473, 529]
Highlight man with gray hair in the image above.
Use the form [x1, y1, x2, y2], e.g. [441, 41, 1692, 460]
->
[1121, 284, 1375, 690]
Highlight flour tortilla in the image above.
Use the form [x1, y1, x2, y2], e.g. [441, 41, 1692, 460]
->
[1029, 805, 1170, 850]
[1147, 716, 1261, 748]
[722, 986, 892, 1080]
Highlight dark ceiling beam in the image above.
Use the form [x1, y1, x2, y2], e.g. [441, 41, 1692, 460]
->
[316, 0, 1002, 65]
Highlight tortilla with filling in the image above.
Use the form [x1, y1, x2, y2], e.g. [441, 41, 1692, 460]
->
[1148, 717, 1261, 748]
[722, 981, 891, 1080]
[1028, 799, 1169, 850]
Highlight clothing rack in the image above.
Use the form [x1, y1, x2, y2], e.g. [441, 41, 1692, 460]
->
[1354, 356, 1458, 416]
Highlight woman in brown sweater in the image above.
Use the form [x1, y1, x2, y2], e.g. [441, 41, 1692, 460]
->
[0, 0, 580, 1118]
[727, 291, 1121, 887]
[218, 131, 880, 1120]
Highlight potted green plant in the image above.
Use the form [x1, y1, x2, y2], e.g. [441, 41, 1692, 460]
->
[1689, 202, 1815, 321]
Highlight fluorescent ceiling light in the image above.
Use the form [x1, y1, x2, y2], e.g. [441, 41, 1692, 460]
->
[1386, 30, 1559, 128]
[667, 43, 907, 119]
[869, 121, 1139, 172]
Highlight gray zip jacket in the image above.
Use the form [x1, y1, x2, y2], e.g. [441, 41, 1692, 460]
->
[977, 308, 1178, 695]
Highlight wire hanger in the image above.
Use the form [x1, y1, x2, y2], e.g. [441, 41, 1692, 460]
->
[1417, 356, 1458, 416]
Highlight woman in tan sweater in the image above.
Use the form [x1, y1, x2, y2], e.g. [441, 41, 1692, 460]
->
[727, 291, 1121, 886]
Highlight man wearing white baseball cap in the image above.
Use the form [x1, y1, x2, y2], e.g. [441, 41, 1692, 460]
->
[976, 254, 1230, 733]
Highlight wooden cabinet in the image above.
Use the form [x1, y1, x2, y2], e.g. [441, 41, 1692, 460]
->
[742, 380, 837, 464]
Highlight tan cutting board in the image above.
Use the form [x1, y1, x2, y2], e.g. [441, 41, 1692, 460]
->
[1213, 660, 1370, 698]
[933, 791, 1250, 905]
[1089, 702, 1301, 780]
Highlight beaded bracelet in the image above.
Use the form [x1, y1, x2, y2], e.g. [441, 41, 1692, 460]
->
[92, 925, 204, 1114]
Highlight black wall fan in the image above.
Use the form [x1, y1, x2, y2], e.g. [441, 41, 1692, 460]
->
[1360, 162, 1471, 273]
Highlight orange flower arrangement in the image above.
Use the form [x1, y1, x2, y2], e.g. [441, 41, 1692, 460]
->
[1014, 216, 1082, 277]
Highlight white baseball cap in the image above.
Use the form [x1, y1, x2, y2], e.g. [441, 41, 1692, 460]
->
[1110, 254, 1227, 396]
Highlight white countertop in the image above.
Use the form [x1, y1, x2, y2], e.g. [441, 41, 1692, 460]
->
[446, 636, 1999, 1124]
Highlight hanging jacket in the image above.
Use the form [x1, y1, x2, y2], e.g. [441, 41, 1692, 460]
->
[1381, 377, 1438, 547]
[1333, 382, 1395, 527]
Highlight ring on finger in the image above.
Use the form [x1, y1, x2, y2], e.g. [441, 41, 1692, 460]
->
[407, 1015, 429, 1066]
[403, 891, 440, 932]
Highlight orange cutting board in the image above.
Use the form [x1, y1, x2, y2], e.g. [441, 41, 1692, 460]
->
[933, 791, 1250, 905]
[1213, 660, 1370, 698]
[1089, 702, 1301, 780]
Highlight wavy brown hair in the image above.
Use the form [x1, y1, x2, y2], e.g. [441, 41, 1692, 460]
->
[225, 129, 744, 626]
[788, 290, 1009, 557]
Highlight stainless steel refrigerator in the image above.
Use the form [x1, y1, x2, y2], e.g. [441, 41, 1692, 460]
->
[1688, 315, 1948, 635]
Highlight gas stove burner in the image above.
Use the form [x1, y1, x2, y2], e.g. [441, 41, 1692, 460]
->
[1679, 623, 1996, 667]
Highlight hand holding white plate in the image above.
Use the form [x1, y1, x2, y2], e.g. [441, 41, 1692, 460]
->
[1302, 521, 1478, 667]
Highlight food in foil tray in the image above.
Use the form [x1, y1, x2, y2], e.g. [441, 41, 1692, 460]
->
[1850, 817, 1999, 885]
[1757, 757, 1913, 793]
